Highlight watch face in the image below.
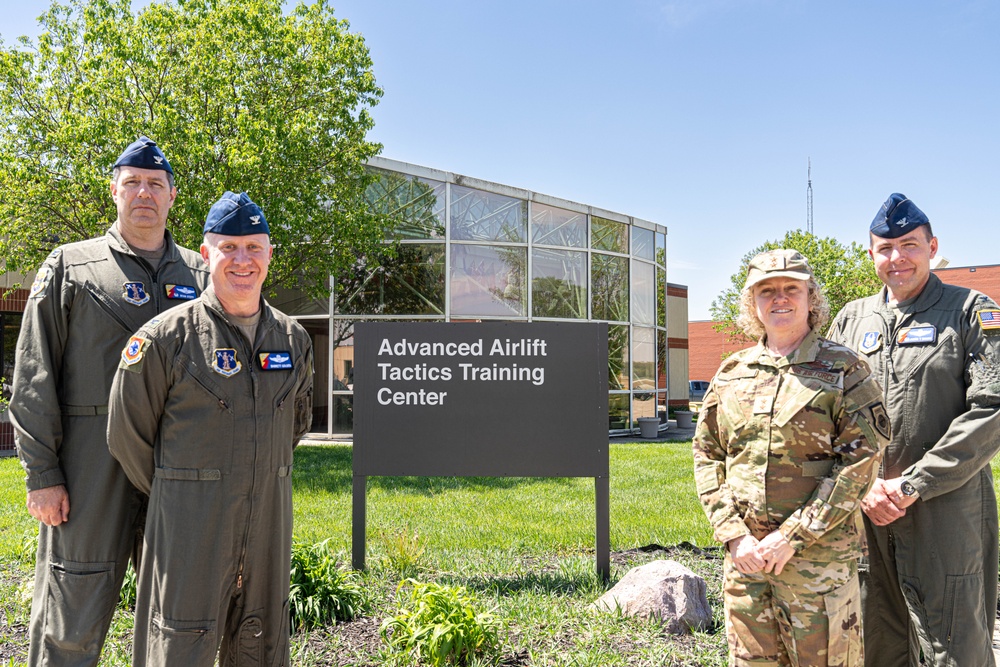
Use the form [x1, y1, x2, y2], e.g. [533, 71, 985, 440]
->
[901, 481, 916, 497]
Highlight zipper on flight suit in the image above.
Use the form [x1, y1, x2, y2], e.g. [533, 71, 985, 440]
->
[232, 320, 262, 593]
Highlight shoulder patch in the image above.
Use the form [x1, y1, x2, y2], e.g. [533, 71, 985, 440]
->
[869, 402, 891, 440]
[29, 267, 54, 299]
[120, 335, 151, 370]
[976, 309, 1000, 334]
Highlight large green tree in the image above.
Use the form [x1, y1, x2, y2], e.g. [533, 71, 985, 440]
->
[710, 229, 883, 342]
[0, 0, 385, 296]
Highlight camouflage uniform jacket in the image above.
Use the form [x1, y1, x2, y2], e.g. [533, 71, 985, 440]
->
[693, 329, 888, 560]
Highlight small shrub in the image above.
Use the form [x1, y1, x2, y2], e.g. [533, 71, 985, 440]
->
[380, 527, 425, 578]
[380, 579, 502, 667]
[289, 539, 369, 631]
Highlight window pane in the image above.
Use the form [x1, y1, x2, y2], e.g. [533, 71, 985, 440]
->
[336, 244, 446, 316]
[269, 283, 330, 316]
[632, 392, 656, 422]
[366, 168, 446, 240]
[657, 267, 666, 328]
[609, 393, 629, 430]
[592, 253, 628, 322]
[633, 227, 654, 261]
[450, 245, 526, 317]
[531, 248, 587, 319]
[631, 261, 655, 325]
[657, 329, 668, 390]
[532, 202, 586, 247]
[656, 232, 666, 267]
[450, 185, 526, 242]
[632, 326, 655, 391]
[591, 216, 628, 253]
[608, 324, 629, 391]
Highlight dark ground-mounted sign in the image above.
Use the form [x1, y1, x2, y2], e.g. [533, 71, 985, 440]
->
[353, 321, 609, 576]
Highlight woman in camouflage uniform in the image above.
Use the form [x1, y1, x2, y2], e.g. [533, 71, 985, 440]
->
[694, 249, 889, 667]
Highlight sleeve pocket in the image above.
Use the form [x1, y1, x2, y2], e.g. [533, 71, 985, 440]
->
[694, 464, 725, 495]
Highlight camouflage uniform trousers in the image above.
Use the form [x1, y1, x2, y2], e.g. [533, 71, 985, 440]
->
[724, 554, 862, 667]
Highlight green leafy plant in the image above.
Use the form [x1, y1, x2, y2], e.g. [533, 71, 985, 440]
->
[118, 562, 137, 610]
[380, 579, 502, 666]
[289, 539, 369, 631]
[380, 527, 426, 578]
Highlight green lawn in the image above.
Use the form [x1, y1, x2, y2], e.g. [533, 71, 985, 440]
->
[0, 441, 725, 666]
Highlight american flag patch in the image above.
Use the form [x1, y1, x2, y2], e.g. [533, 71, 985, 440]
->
[978, 310, 1000, 331]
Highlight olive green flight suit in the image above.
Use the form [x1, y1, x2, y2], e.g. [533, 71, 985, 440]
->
[107, 285, 313, 667]
[694, 330, 888, 666]
[829, 274, 1000, 667]
[10, 226, 208, 667]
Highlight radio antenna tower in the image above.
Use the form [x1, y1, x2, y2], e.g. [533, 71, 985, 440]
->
[806, 158, 814, 234]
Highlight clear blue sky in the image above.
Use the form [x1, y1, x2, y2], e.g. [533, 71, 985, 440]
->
[4, 1, 999, 319]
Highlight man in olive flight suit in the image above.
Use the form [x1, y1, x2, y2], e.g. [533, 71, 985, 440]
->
[828, 193, 1000, 666]
[108, 191, 313, 667]
[10, 136, 209, 666]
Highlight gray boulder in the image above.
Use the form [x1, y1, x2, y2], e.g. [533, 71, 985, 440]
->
[592, 560, 712, 634]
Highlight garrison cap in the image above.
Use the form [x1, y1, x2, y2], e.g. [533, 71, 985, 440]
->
[870, 193, 930, 239]
[203, 191, 270, 236]
[113, 136, 173, 175]
[745, 249, 813, 289]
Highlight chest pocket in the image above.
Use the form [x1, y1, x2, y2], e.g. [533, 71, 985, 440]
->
[893, 327, 956, 380]
[157, 352, 235, 475]
[84, 280, 148, 334]
[773, 370, 838, 428]
[713, 368, 758, 436]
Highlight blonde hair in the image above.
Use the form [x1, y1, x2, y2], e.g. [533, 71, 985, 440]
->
[736, 276, 830, 339]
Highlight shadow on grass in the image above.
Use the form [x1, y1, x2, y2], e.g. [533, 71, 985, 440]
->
[293, 445, 581, 495]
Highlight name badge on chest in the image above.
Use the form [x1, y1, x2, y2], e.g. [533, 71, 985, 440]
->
[258, 352, 293, 370]
[897, 326, 937, 345]
[165, 284, 198, 300]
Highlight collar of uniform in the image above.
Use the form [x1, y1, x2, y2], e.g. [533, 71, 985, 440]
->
[876, 272, 944, 317]
[751, 328, 822, 368]
[106, 224, 181, 262]
[200, 283, 273, 328]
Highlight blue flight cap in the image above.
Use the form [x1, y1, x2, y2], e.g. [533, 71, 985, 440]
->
[203, 191, 270, 236]
[113, 136, 173, 175]
[870, 193, 930, 239]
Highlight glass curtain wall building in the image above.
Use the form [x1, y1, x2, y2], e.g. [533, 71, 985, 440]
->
[273, 157, 670, 436]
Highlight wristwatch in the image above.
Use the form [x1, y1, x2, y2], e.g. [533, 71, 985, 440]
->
[900, 480, 918, 497]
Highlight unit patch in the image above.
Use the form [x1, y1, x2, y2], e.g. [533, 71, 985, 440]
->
[897, 326, 937, 345]
[213, 348, 242, 377]
[121, 335, 151, 368]
[29, 267, 54, 298]
[977, 309, 1000, 333]
[165, 284, 197, 300]
[870, 402, 891, 440]
[859, 331, 882, 354]
[259, 352, 293, 370]
[123, 282, 150, 306]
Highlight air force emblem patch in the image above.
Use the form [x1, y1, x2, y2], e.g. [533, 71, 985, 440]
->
[259, 352, 293, 370]
[120, 335, 151, 370]
[214, 348, 242, 377]
[860, 331, 882, 354]
[165, 284, 197, 300]
[29, 267, 54, 299]
[123, 282, 150, 306]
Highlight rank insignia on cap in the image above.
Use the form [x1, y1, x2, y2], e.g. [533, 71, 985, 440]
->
[977, 310, 1000, 332]
[259, 352, 293, 370]
[165, 284, 197, 300]
[123, 282, 150, 306]
[121, 335, 150, 367]
[213, 348, 242, 377]
[897, 326, 937, 345]
[29, 267, 53, 299]
[860, 331, 882, 354]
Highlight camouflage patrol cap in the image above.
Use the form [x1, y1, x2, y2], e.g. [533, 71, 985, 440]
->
[870, 193, 929, 239]
[745, 249, 813, 289]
